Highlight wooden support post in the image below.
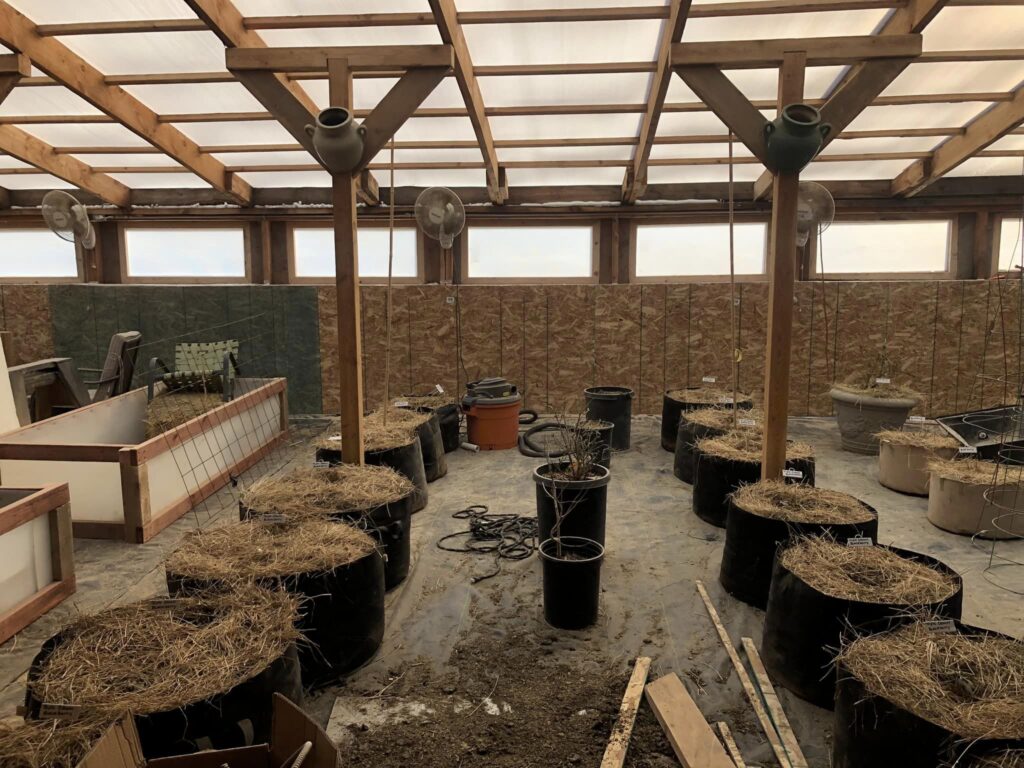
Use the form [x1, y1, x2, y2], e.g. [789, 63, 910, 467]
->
[761, 51, 805, 481]
[330, 57, 365, 465]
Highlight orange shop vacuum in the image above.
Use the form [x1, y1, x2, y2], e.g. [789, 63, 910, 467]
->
[461, 377, 523, 450]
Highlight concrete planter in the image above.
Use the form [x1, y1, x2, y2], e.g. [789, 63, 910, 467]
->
[878, 440, 958, 496]
[830, 387, 918, 455]
[927, 473, 1024, 539]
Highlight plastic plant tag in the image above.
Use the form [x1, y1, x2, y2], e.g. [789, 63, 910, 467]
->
[257, 513, 287, 524]
[312, 460, 331, 469]
[958, 446, 978, 455]
[738, 418, 756, 427]
[908, 415, 927, 423]
[147, 598, 182, 609]
[875, 377, 892, 385]
[718, 396, 734, 404]
[782, 468, 803, 479]
[393, 400, 410, 408]
[328, 435, 341, 442]
[39, 703, 84, 721]
[702, 376, 717, 384]
[435, 384, 445, 394]
[846, 536, 873, 548]
[923, 618, 956, 634]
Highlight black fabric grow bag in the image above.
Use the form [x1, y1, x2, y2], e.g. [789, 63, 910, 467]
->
[584, 386, 633, 450]
[762, 544, 964, 709]
[692, 450, 815, 528]
[167, 551, 386, 689]
[411, 410, 447, 483]
[435, 402, 461, 453]
[832, 624, 1022, 768]
[534, 463, 611, 546]
[26, 630, 303, 759]
[719, 498, 879, 609]
[660, 390, 754, 452]
[365, 440, 428, 513]
[673, 418, 725, 485]
[539, 536, 604, 630]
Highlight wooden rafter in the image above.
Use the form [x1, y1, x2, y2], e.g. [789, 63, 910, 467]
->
[428, 0, 506, 204]
[0, 1, 250, 204]
[623, 0, 693, 203]
[673, 66, 771, 163]
[0, 54, 30, 103]
[671, 34, 922, 68]
[892, 86, 1024, 196]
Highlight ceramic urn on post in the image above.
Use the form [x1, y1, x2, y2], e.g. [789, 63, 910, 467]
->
[764, 103, 832, 174]
[305, 107, 367, 175]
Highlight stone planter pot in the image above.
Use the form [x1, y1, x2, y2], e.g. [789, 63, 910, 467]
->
[878, 440, 958, 496]
[927, 473, 1024, 539]
[830, 388, 918, 455]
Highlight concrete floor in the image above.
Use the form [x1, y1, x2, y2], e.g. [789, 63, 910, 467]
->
[1, 416, 1022, 766]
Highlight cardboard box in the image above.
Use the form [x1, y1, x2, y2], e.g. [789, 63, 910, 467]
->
[78, 695, 339, 768]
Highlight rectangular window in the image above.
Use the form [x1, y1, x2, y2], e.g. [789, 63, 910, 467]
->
[634, 223, 767, 278]
[124, 227, 246, 280]
[0, 230, 79, 280]
[999, 217, 1023, 272]
[816, 221, 951, 276]
[467, 226, 595, 280]
[292, 228, 419, 280]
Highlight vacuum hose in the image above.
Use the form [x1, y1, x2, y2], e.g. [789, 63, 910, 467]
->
[517, 421, 570, 458]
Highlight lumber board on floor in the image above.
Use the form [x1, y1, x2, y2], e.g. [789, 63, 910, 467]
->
[716, 722, 745, 767]
[644, 673, 736, 768]
[741, 637, 808, 768]
[601, 656, 652, 768]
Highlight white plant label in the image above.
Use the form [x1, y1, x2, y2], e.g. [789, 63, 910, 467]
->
[39, 703, 83, 720]
[782, 468, 803, 479]
[738, 418, 756, 427]
[908, 415, 927, 423]
[328, 435, 341, 442]
[717, 396, 734, 404]
[435, 384, 445, 394]
[393, 399, 410, 407]
[875, 377, 892, 385]
[446, 296, 456, 304]
[958, 446, 978, 455]
[258, 513, 287, 524]
[147, 598, 181, 609]
[846, 536, 873, 548]
[702, 376, 717, 384]
[312, 460, 331, 469]
[924, 618, 956, 634]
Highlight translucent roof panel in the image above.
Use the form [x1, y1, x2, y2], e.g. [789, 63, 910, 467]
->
[458, 0, 668, 8]
[846, 102, 991, 131]
[295, 77, 466, 112]
[464, 21, 662, 65]
[0, 87, 103, 117]
[19, 123, 152, 148]
[498, 145, 634, 162]
[946, 157, 1024, 177]
[235, 0, 431, 12]
[665, 67, 846, 104]
[507, 166, 626, 186]
[646, 164, 764, 184]
[123, 84, 265, 114]
[212, 151, 310, 167]
[366, 146, 485, 166]
[684, 10, 889, 42]
[5, 0, 194, 23]
[237, 170, 331, 187]
[989, 135, 1024, 151]
[70, 153, 182, 168]
[883, 62, 1024, 97]
[656, 111, 730, 136]
[259, 27, 442, 47]
[821, 136, 944, 155]
[489, 113, 641, 140]
[924, 8, 1024, 50]
[0, 173, 76, 189]
[173, 120, 297, 146]
[800, 159, 915, 181]
[0, 156, 32, 169]
[110, 172, 210, 189]
[383, 169, 486, 187]
[393, 117, 478, 142]
[57, 32, 229, 75]
[650, 142, 755, 160]
[479, 73, 652, 107]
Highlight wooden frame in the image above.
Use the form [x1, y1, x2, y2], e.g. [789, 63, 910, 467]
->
[0, 482, 74, 644]
[0, 378, 287, 543]
[286, 221, 425, 285]
[628, 218, 770, 284]
[0, 224, 84, 283]
[119, 221, 252, 284]
[992, 213, 1024, 274]
[458, 221, 600, 284]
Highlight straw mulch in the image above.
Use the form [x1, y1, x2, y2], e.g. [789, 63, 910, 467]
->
[698, 430, 814, 464]
[840, 622, 1024, 741]
[781, 537, 958, 604]
[687, 407, 763, 431]
[929, 457, 1024, 487]
[241, 465, 412, 517]
[667, 388, 748, 405]
[963, 750, 1024, 767]
[27, 589, 300, 720]
[314, 407, 427, 452]
[166, 519, 376, 582]
[731, 481, 875, 525]
[832, 379, 921, 402]
[401, 393, 456, 409]
[876, 428, 959, 450]
[0, 718, 113, 768]
[144, 391, 222, 439]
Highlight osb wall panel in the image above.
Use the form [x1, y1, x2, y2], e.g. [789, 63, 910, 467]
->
[318, 287, 339, 413]
[957, 281, 991, 413]
[931, 282, 962, 417]
[522, 286, 549, 411]
[981, 280, 1022, 409]
[888, 282, 939, 416]
[594, 285, 642, 406]
[407, 285, 458, 396]
[806, 282, 840, 415]
[498, 286, 527, 407]
[2, 285, 54, 365]
[688, 282, 735, 387]
[664, 285, 690, 391]
[788, 283, 815, 416]
[738, 283, 768, 403]
[458, 286, 502, 393]
[639, 285, 667, 414]
[546, 285, 596, 413]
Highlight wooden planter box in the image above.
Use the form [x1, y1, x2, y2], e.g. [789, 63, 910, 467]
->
[0, 378, 288, 543]
[0, 483, 75, 644]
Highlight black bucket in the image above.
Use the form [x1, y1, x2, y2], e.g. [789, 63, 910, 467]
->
[584, 386, 633, 450]
[410, 409, 447, 482]
[365, 440, 428, 513]
[673, 417, 725, 485]
[539, 536, 604, 630]
[832, 624, 1020, 768]
[25, 628, 303, 759]
[719, 497, 879, 609]
[692, 451, 815, 528]
[762, 544, 964, 709]
[435, 402, 461, 453]
[579, 419, 614, 469]
[661, 390, 754, 452]
[534, 462, 611, 546]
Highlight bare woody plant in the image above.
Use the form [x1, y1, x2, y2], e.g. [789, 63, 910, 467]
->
[543, 412, 604, 558]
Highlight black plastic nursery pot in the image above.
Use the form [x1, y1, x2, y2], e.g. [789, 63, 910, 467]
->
[403, 407, 447, 482]
[584, 386, 633, 450]
[580, 419, 615, 469]
[534, 462, 611, 546]
[692, 451, 815, 528]
[718, 499, 879, 609]
[167, 552, 386, 689]
[26, 629, 303, 759]
[539, 536, 604, 630]
[832, 624, 1021, 768]
[761, 545, 964, 710]
[660, 390, 754, 452]
[365, 440, 428, 513]
[435, 402, 461, 453]
[673, 418, 725, 485]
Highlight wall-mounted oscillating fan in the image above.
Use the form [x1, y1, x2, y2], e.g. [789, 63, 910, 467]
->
[796, 181, 835, 247]
[41, 190, 96, 250]
[414, 187, 466, 250]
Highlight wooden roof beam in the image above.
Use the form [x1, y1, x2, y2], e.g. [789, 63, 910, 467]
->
[0, 1, 250, 204]
[892, 86, 1024, 196]
[428, 0, 506, 204]
[670, 34, 921, 68]
[623, 0, 693, 203]
[226, 46, 452, 73]
[0, 53, 30, 103]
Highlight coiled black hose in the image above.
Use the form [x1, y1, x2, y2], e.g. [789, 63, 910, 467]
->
[436, 504, 538, 583]
[517, 421, 570, 458]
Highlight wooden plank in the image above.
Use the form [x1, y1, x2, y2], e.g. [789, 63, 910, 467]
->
[716, 723, 746, 768]
[741, 638, 808, 768]
[0, 580, 74, 645]
[71, 520, 126, 540]
[644, 673, 736, 768]
[0, 53, 28, 103]
[673, 66, 769, 164]
[695, 580, 792, 768]
[225, 45, 453, 72]
[671, 34, 922, 68]
[0, 483, 70, 537]
[601, 656, 652, 768]
[48, 500, 74, 583]
[0, 443, 124, 462]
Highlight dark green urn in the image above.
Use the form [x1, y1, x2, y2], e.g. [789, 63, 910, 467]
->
[764, 103, 832, 174]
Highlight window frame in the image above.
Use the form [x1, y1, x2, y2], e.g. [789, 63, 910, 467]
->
[807, 216, 957, 281]
[994, 214, 1024, 275]
[0, 223, 83, 284]
[629, 217, 770, 283]
[461, 221, 600, 284]
[120, 222, 251, 284]
[287, 221, 424, 285]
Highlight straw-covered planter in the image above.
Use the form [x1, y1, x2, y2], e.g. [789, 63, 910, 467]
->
[660, 387, 753, 452]
[830, 381, 921, 455]
[165, 519, 385, 687]
[877, 427, 960, 496]
[0, 717, 114, 768]
[720, 482, 879, 608]
[314, 408, 428, 512]
[928, 458, 1024, 539]
[25, 589, 302, 759]
[402, 393, 461, 453]
[834, 621, 1024, 768]
[240, 464, 415, 590]
[762, 537, 963, 709]
[692, 431, 815, 528]
[396, 405, 447, 482]
[674, 407, 762, 485]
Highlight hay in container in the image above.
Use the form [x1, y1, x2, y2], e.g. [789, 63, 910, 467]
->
[667, 387, 747, 405]
[698, 430, 814, 464]
[166, 519, 376, 583]
[313, 408, 425, 453]
[0, 718, 113, 768]
[401, 393, 456, 409]
[731, 481, 875, 525]
[144, 391, 222, 439]
[781, 537, 959, 604]
[241, 465, 413, 518]
[839, 622, 1024, 741]
[831, 379, 921, 402]
[963, 750, 1024, 767]
[27, 588, 300, 721]
[687, 407, 763, 431]
[928, 457, 1023, 486]
[876, 428, 959, 450]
